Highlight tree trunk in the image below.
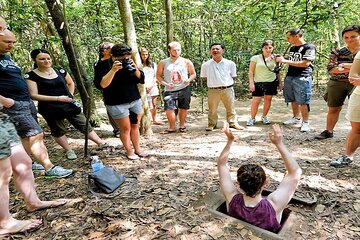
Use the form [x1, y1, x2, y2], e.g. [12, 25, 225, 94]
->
[165, 0, 174, 46]
[44, 0, 98, 126]
[117, 0, 152, 136]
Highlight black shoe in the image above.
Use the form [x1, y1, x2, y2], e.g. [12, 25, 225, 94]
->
[330, 155, 353, 168]
[315, 130, 333, 140]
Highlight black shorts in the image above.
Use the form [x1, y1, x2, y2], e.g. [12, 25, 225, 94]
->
[252, 80, 278, 97]
[164, 86, 191, 110]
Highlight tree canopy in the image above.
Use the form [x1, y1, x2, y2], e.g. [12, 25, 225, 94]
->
[1, 0, 359, 94]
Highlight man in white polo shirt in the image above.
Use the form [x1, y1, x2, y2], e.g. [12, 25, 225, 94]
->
[201, 43, 244, 131]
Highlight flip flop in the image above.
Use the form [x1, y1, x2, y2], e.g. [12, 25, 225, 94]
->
[163, 129, 176, 134]
[127, 154, 140, 160]
[179, 127, 187, 133]
[135, 152, 149, 158]
[0, 219, 43, 237]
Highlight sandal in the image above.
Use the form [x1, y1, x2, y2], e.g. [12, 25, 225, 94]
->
[163, 129, 176, 134]
[127, 154, 140, 160]
[179, 127, 187, 133]
[135, 151, 149, 158]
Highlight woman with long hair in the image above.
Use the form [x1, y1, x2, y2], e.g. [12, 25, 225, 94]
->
[139, 47, 163, 125]
[247, 40, 282, 126]
[25, 49, 106, 160]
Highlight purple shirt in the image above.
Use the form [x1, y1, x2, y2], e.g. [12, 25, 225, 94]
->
[228, 193, 281, 233]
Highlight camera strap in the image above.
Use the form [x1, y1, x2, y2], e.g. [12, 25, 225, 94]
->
[261, 54, 279, 73]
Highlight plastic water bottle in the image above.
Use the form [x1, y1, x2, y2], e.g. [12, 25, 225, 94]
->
[90, 156, 103, 172]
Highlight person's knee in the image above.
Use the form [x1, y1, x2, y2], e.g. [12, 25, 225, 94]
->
[0, 159, 12, 183]
[328, 106, 342, 114]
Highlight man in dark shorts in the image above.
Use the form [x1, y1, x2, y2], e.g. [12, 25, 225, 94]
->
[315, 25, 360, 139]
[156, 41, 196, 133]
[0, 29, 72, 178]
[276, 28, 316, 132]
[0, 109, 70, 237]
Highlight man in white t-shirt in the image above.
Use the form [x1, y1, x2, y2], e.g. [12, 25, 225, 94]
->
[201, 43, 244, 131]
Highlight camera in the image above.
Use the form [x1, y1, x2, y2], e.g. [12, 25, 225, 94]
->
[273, 66, 282, 74]
[121, 59, 136, 73]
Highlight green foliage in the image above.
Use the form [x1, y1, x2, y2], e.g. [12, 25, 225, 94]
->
[1, 0, 359, 97]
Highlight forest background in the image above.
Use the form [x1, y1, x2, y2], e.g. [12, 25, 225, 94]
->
[1, 0, 360, 119]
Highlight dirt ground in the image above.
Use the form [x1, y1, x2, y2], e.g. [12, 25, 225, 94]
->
[6, 96, 360, 240]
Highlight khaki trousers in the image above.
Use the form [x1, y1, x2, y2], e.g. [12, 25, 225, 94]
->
[207, 87, 237, 126]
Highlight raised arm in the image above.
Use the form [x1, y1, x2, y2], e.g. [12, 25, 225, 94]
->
[266, 124, 302, 214]
[217, 122, 239, 203]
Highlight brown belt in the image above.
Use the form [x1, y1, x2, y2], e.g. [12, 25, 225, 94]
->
[209, 85, 233, 90]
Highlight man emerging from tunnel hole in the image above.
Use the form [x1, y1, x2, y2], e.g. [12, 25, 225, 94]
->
[217, 123, 302, 232]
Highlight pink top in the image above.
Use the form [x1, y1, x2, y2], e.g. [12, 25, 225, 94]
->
[228, 193, 281, 233]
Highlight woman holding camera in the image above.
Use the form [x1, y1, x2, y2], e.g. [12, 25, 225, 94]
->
[25, 49, 106, 160]
[247, 40, 282, 126]
[94, 44, 147, 160]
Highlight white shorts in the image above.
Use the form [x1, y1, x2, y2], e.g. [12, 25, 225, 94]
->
[346, 93, 360, 122]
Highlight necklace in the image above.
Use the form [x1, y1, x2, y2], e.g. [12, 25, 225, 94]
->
[37, 68, 54, 76]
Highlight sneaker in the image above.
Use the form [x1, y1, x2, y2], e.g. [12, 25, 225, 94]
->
[45, 166, 73, 178]
[300, 122, 310, 132]
[283, 117, 301, 125]
[229, 123, 244, 130]
[206, 125, 217, 131]
[65, 149, 77, 160]
[32, 162, 45, 171]
[330, 155, 353, 168]
[262, 116, 271, 125]
[315, 130, 334, 140]
[246, 118, 256, 126]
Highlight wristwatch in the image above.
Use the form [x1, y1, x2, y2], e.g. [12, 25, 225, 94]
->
[337, 64, 344, 71]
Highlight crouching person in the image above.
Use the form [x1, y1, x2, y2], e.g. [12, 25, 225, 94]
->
[217, 123, 302, 232]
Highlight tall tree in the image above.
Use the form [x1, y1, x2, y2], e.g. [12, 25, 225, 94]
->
[165, 0, 174, 45]
[117, 0, 152, 136]
[44, 0, 95, 155]
[44, 0, 97, 121]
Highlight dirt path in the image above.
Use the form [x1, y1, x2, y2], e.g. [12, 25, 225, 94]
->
[7, 96, 360, 239]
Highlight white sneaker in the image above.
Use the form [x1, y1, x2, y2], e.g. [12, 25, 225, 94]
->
[66, 149, 77, 160]
[283, 117, 301, 125]
[246, 118, 256, 126]
[262, 116, 271, 124]
[32, 162, 45, 171]
[300, 122, 310, 132]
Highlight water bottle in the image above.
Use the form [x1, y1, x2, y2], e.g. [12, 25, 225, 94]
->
[90, 156, 103, 172]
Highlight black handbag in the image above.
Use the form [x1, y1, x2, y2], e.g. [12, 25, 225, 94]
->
[88, 166, 138, 199]
[88, 166, 125, 194]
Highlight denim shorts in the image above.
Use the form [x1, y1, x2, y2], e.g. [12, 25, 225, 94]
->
[1, 101, 43, 138]
[106, 99, 142, 120]
[0, 115, 20, 159]
[164, 85, 191, 110]
[283, 75, 312, 105]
